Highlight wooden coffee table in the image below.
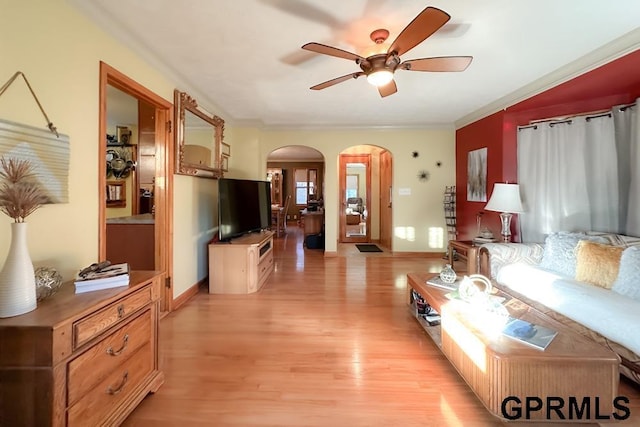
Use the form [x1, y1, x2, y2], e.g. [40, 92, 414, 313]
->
[407, 272, 620, 422]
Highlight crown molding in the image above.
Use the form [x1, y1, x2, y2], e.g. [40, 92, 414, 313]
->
[455, 28, 640, 129]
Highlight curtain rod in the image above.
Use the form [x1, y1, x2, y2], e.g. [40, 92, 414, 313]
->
[517, 102, 637, 131]
[619, 101, 636, 112]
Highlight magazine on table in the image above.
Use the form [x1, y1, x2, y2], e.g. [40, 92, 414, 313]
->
[502, 317, 558, 350]
[426, 276, 461, 291]
[75, 262, 130, 286]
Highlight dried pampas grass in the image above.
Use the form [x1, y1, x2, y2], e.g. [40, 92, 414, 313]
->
[0, 157, 49, 222]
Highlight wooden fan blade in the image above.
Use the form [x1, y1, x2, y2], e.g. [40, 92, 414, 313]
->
[302, 42, 364, 62]
[388, 7, 450, 57]
[310, 72, 364, 90]
[378, 80, 397, 98]
[400, 56, 473, 72]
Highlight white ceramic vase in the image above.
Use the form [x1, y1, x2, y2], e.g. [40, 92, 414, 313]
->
[0, 222, 37, 318]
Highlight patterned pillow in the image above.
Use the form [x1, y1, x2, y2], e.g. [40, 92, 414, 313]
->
[611, 246, 640, 301]
[539, 232, 607, 277]
[586, 232, 640, 248]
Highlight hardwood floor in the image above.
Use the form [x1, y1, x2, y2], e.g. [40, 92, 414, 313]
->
[123, 225, 640, 426]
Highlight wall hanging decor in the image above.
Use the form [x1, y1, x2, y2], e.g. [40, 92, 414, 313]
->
[467, 147, 487, 202]
[0, 71, 69, 203]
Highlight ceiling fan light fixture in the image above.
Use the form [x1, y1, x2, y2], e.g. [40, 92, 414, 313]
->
[366, 69, 394, 87]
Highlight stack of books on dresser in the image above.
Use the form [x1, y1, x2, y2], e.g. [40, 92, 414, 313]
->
[74, 262, 130, 294]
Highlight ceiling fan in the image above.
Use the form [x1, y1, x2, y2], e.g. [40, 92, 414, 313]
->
[302, 6, 472, 97]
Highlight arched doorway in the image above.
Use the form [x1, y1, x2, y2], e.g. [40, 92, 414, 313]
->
[267, 145, 325, 239]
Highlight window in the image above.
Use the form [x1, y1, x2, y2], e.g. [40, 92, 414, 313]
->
[346, 174, 359, 199]
[294, 168, 318, 205]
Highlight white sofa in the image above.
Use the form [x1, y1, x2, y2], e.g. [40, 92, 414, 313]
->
[478, 232, 640, 385]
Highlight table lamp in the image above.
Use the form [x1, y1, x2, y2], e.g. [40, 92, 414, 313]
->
[484, 183, 524, 242]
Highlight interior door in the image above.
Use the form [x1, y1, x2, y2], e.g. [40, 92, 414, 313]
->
[379, 150, 393, 250]
[339, 154, 370, 243]
[99, 62, 173, 313]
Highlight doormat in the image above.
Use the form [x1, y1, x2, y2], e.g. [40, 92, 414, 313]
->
[356, 244, 383, 253]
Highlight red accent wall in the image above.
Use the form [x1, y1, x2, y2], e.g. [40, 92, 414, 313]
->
[456, 49, 640, 242]
[455, 110, 505, 240]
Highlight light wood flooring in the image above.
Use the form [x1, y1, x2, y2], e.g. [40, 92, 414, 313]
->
[124, 225, 640, 427]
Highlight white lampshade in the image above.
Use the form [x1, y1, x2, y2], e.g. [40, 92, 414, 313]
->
[366, 69, 394, 87]
[485, 183, 524, 213]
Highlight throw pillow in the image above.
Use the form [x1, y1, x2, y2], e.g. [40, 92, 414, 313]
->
[539, 232, 607, 277]
[575, 240, 623, 289]
[612, 246, 640, 300]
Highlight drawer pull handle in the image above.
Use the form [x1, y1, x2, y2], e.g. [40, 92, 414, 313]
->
[106, 334, 129, 356]
[117, 304, 125, 318]
[106, 371, 129, 395]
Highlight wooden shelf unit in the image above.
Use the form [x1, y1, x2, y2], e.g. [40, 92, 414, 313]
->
[208, 231, 274, 294]
[106, 180, 126, 208]
[0, 271, 164, 426]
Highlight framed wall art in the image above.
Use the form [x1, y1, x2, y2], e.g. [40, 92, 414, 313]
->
[467, 147, 487, 202]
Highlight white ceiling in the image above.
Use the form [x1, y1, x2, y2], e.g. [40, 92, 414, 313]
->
[71, 0, 640, 129]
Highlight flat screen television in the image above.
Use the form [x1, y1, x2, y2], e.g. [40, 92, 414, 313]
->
[218, 178, 272, 241]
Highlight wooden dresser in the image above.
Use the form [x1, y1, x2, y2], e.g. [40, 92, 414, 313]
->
[0, 270, 164, 426]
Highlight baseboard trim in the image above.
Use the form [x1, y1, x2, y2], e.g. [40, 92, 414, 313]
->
[172, 278, 205, 311]
[392, 251, 447, 258]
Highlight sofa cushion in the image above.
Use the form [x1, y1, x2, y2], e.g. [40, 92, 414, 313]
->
[575, 240, 623, 289]
[612, 246, 640, 301]
[496, 263, 640, 356]
[539, 232, 607, 277]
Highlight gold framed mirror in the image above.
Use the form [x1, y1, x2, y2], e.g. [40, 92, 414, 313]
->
[174, 89, 225, 178]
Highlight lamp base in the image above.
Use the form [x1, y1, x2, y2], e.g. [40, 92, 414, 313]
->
[499, 212, 513, 242]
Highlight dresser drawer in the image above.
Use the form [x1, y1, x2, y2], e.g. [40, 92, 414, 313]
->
[256, 250, 273, 290]
[67, 342, 154, 427]
[67, 309, 152, 406]
[73, 285, 152, 349]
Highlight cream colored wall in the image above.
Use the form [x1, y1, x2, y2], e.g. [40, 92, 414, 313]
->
[230, 127, 456, 253]
[1, 2, 453, 305]
[1, 1, 220, 300]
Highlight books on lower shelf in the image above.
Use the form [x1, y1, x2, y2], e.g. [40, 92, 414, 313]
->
[412, 289, 441, 326]
[426, 276, 461, 291]
[502, 317, 558, 350]
[74, 263, 130, 294]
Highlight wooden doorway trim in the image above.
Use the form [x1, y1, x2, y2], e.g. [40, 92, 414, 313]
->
[379, 149, 393, 251]
[99, 62, 174, 313]
[339, 153, 371, 243]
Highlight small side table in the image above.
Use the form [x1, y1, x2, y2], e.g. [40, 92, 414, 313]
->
[447, 240, 479, 274]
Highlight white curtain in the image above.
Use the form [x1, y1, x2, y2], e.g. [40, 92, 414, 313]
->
[613, 99, 640, 236]
[517, 115, 619, 242]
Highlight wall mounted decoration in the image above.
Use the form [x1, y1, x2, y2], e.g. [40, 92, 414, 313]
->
[0, 72, 68, 203]
[0, 119, 69, 203]
[417, 170, 430, 182]
[412, 151, 419, 158]
[221, 142, 230, 157]
[467, 147, 487, 202]
[174, 89, 225, 179]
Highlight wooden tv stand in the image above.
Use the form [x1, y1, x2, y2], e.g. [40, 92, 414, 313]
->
[208, 231, 274, 294]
